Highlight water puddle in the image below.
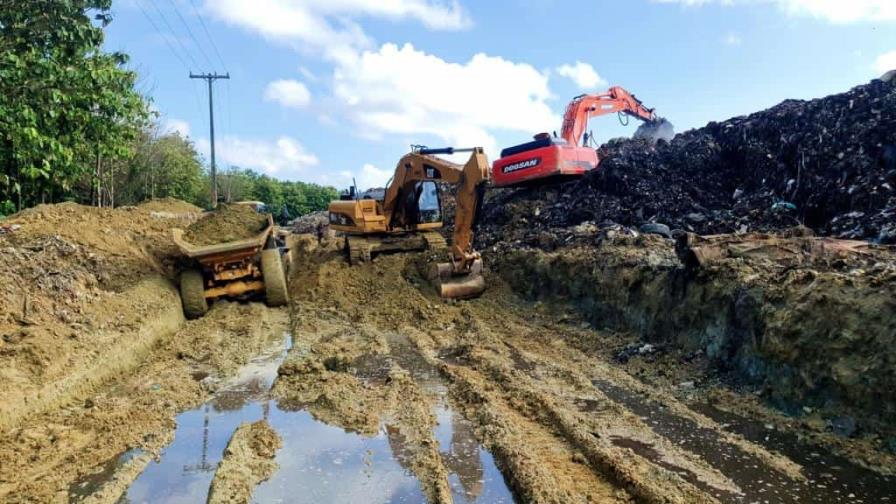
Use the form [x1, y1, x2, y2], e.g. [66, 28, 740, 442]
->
[351, 333, 515, 503]
[112, 331, 513, 503]
[592, 378, 896, 503]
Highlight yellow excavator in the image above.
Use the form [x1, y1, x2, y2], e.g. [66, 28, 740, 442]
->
[328, 146, 490, 299]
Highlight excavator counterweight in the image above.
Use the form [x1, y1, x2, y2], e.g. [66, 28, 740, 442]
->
[492, 85, 670, 187]
[328, 147, 491, 299]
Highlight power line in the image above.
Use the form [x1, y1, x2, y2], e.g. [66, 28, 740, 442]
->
[165, 0, 215, 69]
[134, 0, 191, 72]
[187, 0, 228, 71]
[145, 0, 201, 69]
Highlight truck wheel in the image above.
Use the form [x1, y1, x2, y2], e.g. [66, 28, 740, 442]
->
[261, 249, 289, 307]
[180, 269, 208, 319]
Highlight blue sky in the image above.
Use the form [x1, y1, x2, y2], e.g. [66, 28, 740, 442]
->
[104, 0, 896, 190]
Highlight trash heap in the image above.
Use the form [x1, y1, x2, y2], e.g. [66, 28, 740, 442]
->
[480, 76, 896, 245]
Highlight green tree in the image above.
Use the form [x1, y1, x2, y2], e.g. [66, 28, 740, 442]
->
[0, 0, 149, 209]
[117, 128, 206, 207]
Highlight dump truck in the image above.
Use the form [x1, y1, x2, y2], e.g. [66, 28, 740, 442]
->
[172, 212, 289, 319]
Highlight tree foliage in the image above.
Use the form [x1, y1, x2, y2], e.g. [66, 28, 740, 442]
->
[0, 1, 335, 219]
[217, 167, 338, 222]
[117, 129, 206, 206]
[0, 0, 149, 209]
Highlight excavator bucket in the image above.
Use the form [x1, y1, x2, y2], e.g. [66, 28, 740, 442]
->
[429, 259, 486, 300]
[633, 118, 675, 143]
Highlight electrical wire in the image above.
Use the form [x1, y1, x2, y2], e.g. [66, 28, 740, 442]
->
[165, 0, 214, 69]
[187, 0, 228, 71]
[144, 0, 201, 69]
[134, 0, 191, 72]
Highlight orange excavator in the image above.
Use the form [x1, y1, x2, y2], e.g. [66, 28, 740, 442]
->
[492, 86, 671, 187]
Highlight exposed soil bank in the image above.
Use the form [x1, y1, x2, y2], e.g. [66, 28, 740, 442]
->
[0, 302, 288, 503]
[207, 420, 281, 504]
[493, 233, 896, 447]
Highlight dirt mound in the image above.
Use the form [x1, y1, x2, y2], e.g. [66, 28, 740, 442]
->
[183, 204, 269, 246]
[138, 197, 202, 214]
[481, 77, 896, 245]
[207, 420, 281, 504]
[0, 202, 197, 435]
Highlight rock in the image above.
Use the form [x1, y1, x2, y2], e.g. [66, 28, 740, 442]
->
[829, 415, 857, 438]
[639, 223, 672, 239]
[678, 381, 696, 390]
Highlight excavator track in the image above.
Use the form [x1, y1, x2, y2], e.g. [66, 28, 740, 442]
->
[420, 231, 448, 252]
[346, 236, 373, 265]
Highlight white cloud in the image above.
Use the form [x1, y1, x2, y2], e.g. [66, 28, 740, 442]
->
[875, 50, 896, 74]
[204, 0, 470, 60]
[722, 32, 742, 46]
[654, 0, 896, 23]
[555, 61, 605, 90]
[332, 43, 557, 159]
[264, 79, 312, 109]
[161, 118, 191, 137]
[299, 66, 318, 82]
[339, 163, 393, 191]
[197, 135, 319, 178]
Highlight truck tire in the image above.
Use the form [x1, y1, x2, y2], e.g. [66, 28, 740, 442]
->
[180, 269, 208, 319]
[261, 249, 288, 307]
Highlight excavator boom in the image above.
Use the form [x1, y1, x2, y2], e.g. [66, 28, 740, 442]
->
[561, 86, 657, 148]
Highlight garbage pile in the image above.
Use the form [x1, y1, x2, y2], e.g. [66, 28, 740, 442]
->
[480, 77, 896, 245]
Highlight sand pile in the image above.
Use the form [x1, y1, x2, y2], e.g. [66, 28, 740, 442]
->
[183, 205, 269, 246]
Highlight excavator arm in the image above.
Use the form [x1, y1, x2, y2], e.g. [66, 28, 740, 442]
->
[381, 147, 490, 273]
[560, 86, 658, 147]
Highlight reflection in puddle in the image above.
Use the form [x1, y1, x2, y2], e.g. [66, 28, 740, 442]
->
[119, 333, 513, 503]
[252, 407, 426, 503]
[434, 405, 514, 504]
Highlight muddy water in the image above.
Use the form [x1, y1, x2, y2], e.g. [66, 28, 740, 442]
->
[116, 332, 512, 503]
[350, 332, 516, 504]
[591, 378, 896, 503]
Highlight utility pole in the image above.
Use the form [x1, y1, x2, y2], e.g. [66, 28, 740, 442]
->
[190, 72, 229, 208]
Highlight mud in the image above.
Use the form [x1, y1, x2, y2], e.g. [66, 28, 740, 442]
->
[183, 204, 270, 246]
[494, 233, 896, 447]
[0, 301, 288, 503]
[3, 199, 895, 504]
[207, 420, 281, 504]
[271, 239, 896, 503]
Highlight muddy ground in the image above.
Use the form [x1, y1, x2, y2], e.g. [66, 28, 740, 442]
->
[272, 237, 895, 503]
[1, 200, 894, 503]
